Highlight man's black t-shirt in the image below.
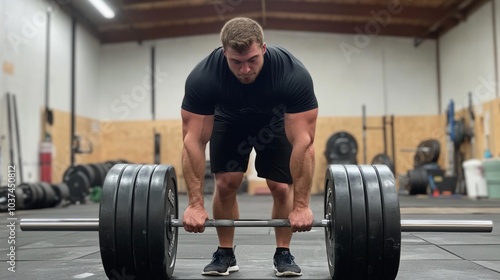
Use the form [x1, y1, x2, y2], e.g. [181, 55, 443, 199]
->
[182, 45, 318, 126]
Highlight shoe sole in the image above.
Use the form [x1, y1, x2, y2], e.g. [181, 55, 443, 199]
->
[202, 265, 239, 276]
[273, 266, 302, 277]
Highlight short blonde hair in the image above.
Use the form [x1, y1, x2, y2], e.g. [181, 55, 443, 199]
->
[220, 17, 264, 53]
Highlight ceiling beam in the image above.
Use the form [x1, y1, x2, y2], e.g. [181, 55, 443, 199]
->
[436, 0, 491, 36]
[100, 20, 224, 43]
[102, 0, 445, 28]
[116, 1, 261, 24]
[414, 0, 489, 47]
[265, 0, 446, 22]
[99, 17, 432, 44]
[265, 18, 431, 38]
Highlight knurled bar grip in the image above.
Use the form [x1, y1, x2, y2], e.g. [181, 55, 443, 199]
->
[19, 218, 493, 232]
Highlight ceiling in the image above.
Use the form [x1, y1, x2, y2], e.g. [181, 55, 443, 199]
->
[58, 0, 490, 46]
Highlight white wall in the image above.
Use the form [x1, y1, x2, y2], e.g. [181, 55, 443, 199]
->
[0, 0, 101, 184]
[77, 24, 101, 118]
[1, 0, 51, 183]
[155, 35, 222, 119]
[273, 31, 438, 116]
[48, 4, 72, 112]
[440, 2, 497, 112]
[99, 42, 150, 120]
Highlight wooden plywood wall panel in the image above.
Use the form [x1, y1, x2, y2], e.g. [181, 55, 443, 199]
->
[48, 110, 103, 183]
[394, 115, 446, 177]
[463, 99, 500, 160]
[155, 120, 184, 192]
[100, 119, 186, 191]
[75, 117, 103, 164]
[100, 120, 156, 163]
[46, 110, 71, 183]
[490, 98, 500, 157]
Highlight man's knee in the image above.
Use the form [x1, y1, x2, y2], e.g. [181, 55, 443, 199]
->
[267, 180, 291, 202]
[215, 172, 243, 198]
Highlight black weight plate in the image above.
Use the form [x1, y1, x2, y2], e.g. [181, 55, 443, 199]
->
[115, 164, 143, 276]
[99, 163, 110, 174]
[31, 183, 44, 209]
[408, 167, 428, 195]
[19, 183, 37, 209]
[374, 165, 401, 280]
[98, 164, 109, 186]
[88, 164, 105, 188]
[359, 165, 384, 279]
[325, 132, 358, 164]
[105, 161, 120, 171]
[345, 165, 367, 279]
[64, 165, 95, 191]
[148, 165, 178, 279]
[324, 165, 351, 279]
[99, 164, 128, 280]
[454, 119, 465, 146]
[63, 165, 76, 182]
[75, 165, 97, 189]
[52, 183, 70, 205]
[0, 187, 8, 212]
[414, 139, 440, 167]
[15, 186, 25, 210]
[67, 171, 91, 203]
[371, 153, 394, 173]
[32, 183, 44, 209]
[39, 182, 57, 208]
[132, 165, 156, 279]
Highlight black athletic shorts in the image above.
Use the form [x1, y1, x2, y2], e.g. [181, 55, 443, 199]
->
[209, 120, 293, 184]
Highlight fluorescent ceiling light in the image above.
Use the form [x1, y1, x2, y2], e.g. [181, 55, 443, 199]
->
[88, 0, 115, 19]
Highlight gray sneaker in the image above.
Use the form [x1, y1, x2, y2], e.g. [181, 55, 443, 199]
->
[202, 248, 239, 276]
[273, 250, 302, 277]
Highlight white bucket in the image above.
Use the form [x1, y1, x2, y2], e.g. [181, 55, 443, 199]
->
[462, 159, 488, 198]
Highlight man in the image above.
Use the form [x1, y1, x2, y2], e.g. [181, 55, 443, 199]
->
[181, 17, 318, 277]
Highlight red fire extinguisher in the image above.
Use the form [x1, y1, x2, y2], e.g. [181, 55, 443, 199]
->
[40, 141, 53, 183]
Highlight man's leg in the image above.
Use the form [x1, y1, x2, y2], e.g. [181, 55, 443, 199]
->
[213, 172, 245, 247]
[266, 181, 302, 277]
[203, 119, 251, 275]
[201, 172, 244, 275]
[267, 179, 293, 247]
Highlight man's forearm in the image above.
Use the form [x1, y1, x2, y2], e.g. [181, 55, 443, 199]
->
[290, 143, 315, 209]
[182, 142, 207, 207]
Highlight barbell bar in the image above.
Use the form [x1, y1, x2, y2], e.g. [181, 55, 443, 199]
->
[19, 164, 495, 280]
[20, 218, 494, 232]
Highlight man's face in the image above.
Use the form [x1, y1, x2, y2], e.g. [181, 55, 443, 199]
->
[224, 42, 266, 84]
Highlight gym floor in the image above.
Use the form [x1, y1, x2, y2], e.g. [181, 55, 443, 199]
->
[1, 194, 499, 280]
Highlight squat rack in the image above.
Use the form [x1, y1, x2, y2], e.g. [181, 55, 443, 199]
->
[362, 104, 396, 173]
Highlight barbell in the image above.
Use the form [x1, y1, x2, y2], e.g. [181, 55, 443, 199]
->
[20, 164, 493, 280]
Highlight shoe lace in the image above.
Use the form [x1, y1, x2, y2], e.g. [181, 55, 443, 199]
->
[276, 252, 295, 265]
[212, 250, 233, 264]
[212, 251, 224, 263]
